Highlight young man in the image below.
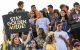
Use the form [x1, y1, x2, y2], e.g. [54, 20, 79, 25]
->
[47, 5, 54, 21]
[69, 2, 80, 40]
[54, 22, 70, 50]
[31, 5, 38, 18]
[14, 1, 25, 13]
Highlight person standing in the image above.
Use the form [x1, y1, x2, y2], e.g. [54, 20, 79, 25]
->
[31, 5, 38, 19]
[47, 5, 54, 21]
[36, 11, 50, 36]
[69, 2, 80, 40]
[54, 22, 70, 50]
[14, 1, 25, 13]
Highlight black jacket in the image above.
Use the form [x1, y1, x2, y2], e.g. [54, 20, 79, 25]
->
[68, 10, 80, 29]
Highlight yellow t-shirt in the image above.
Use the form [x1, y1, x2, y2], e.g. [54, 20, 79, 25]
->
[2, 42, 7, 50]
[46, 43, 56, 50]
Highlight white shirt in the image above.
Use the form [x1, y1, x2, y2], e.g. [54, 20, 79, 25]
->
[36, 17, 50, 33]
[54, 31, 69, 50]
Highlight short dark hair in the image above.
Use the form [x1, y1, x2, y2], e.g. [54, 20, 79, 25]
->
[23, 31, 29, 35]
[60, 4, 65, 9]
[56, 22, 62, 26]
[18, 1, 24, 6]
[31, 5, 35, 8]
[66, 5, 69, 10]
[73, 2, 79, 7]
[48, 5, 53, 9]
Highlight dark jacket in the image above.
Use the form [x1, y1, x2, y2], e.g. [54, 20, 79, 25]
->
[68, 10, 80, 29]
[14, 8, 25, 13]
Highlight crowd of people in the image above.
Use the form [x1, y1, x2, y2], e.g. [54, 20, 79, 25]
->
[1, 1, 80, 50]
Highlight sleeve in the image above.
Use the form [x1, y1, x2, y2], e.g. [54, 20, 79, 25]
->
[46, 18, 50, 25]
[64, 32, 69, 40]
[68, 13, 76, 24]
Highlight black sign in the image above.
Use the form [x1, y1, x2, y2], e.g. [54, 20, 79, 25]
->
[2, 12, 30, 34]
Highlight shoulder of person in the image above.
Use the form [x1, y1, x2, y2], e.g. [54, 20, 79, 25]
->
[13, 8, 18, 12]
[61, 31, 67, 34]
[44, 17, 49, 19]
[54, 31, 57, 33]
[70, 10, 76, 16]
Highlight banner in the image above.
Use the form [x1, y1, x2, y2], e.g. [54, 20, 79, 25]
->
[2, 12, 30, 34]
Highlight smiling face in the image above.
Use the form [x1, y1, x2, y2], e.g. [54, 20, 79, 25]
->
[56, 23, 62, 31]
[30, 40, 37, 48]
[74, 5, 79, 11]
[14, 37, 19, 45]
[31, 6, 36, 12]
[60, 10, 66, 17]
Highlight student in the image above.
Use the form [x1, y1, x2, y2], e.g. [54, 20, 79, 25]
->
[35, 28, 45, 49]
[31, 5, 38, 18]
[29, 11, 37, 38]
[54, 10, 61, 22]
[26, 39, 39, 50]
[60, 4, 66, 11]
[36, 11, 50, 36]
[8, 37, 24, 50]
[69, 2, 80, 40]
[42, 8, 49, 19]
[50, 16, 56, 31]
[72, 42, 80, 50]
[54, 22, 70, 50]
[1, 33, 8, 50]
[47, 5, 54, 21]
[60, 10, 68, 31]
[21, 32, 28, 47]
[46, 33, 56, 50]
[29, 11, 36, 25]
[14, 1, 25, 13]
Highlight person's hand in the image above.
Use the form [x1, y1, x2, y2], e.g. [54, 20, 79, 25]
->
[61, 17, 65, 22]
[76, 17, 80, 22]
